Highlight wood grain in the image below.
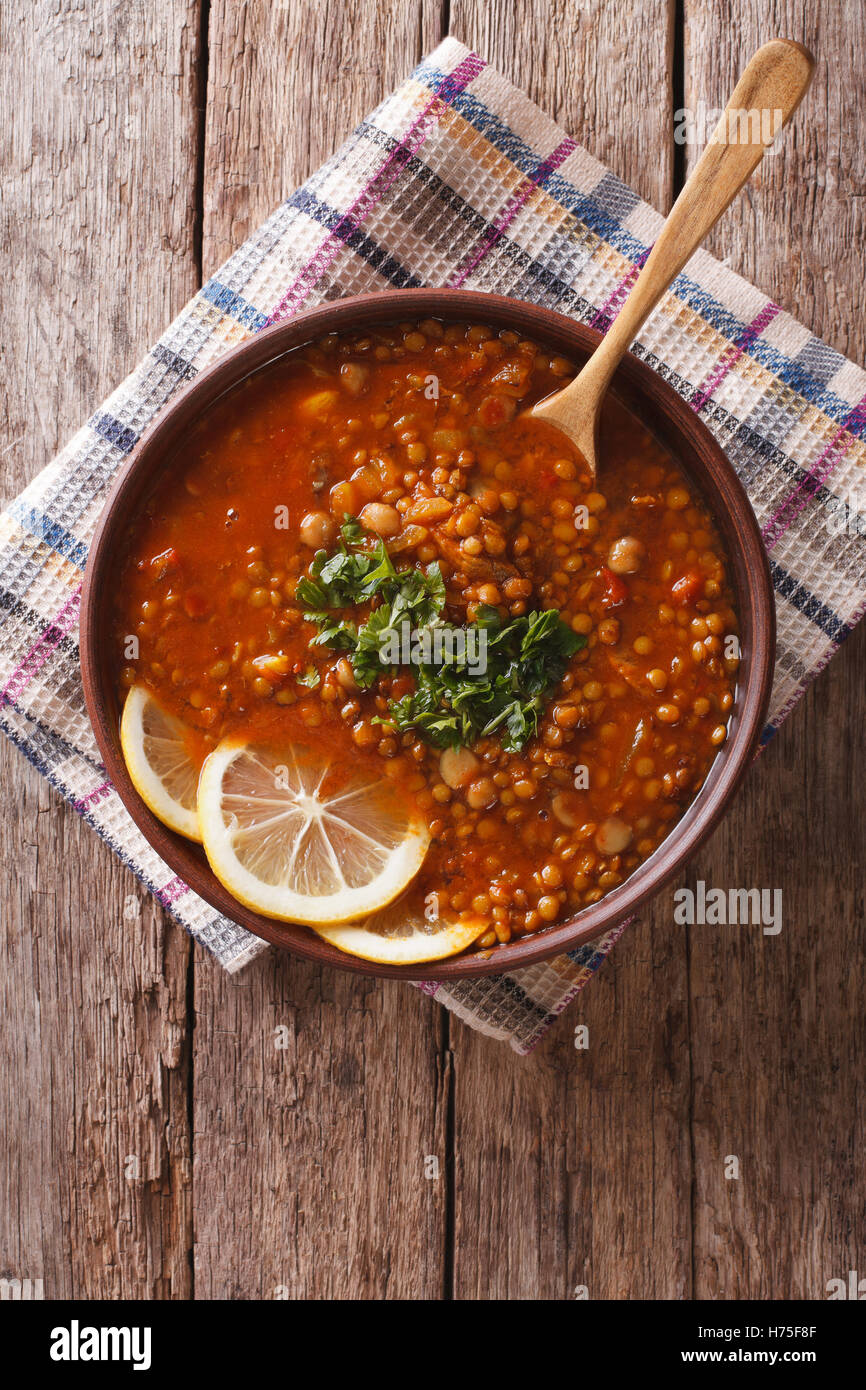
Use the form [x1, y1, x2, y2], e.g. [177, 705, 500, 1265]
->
[682, 0, 866, 1300]
[193, 0, 451, 1300]
[684, 0, 866, 363]
[0, 0, 201, 1298]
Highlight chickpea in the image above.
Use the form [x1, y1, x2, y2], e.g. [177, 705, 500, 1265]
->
[300, 510, 337, 549]
[359, 501, 400, 537]
[594, 816, 633, 855]
[608, 535, 646, 574]
[466, 777, 497, 810]
[439, 746, 480, 789]
[340, 361, 370, 396]
[552, 792, 580, 828]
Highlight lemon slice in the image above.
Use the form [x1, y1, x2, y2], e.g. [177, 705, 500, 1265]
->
[120, 684, 202, 841]
[313, 891, 489, 965]
[197, 738, 430, 925]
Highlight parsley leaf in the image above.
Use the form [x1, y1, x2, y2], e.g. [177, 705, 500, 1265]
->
[295, 518, 585, 751]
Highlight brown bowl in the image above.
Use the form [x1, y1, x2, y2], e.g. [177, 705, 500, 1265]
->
[80, 290, 775, 980]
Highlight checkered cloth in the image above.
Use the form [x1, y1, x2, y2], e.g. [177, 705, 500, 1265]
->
[1, 39, 864, 1053]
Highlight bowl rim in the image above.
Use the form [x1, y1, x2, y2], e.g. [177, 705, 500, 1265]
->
[80, 288, 776, 980]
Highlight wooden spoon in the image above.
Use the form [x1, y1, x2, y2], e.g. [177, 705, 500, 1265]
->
[529, 38, 815, 475]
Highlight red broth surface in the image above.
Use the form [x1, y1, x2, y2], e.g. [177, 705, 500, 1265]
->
[113, 319, 739, 950]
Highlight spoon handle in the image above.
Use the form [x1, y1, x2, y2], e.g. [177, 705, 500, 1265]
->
[537, 39, 814, 445]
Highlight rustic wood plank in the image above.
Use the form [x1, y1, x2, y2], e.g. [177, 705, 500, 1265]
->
[684, 2, 865, 361]
[193, 0, 451, 1299]
[445, 0, 691, 1301]
[0, 0, 201, 1298]
[682, 0, 866, 1299]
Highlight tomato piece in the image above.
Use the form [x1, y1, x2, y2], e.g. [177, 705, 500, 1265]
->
[671, 570, 704, 605]
[150, 546, 180, 579]
[600, 566, 629, 608]
[182, 588, 209, 619]
[477, 394, 517, 428]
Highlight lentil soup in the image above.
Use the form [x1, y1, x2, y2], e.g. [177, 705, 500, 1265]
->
[112, 318, 740, 957]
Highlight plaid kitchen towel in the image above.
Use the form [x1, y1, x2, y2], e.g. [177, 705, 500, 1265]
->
[1, 39, 864, 1054]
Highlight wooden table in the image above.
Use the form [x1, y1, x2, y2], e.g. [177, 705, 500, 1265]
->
[2, 0, 864, 1301]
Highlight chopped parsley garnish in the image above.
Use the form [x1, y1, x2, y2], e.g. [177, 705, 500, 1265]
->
[297, 516, 585, 752]
[385, 606, 585, 751]
[296, 665, 321, 689]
